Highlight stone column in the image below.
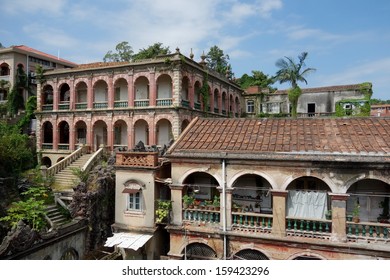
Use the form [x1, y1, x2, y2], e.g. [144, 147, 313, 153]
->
[149, 69, 156, 107]
[329, 193, 349, 242]
[271, 190, 288, 238]
[217, 187, 234, 230]
[69, 78, 75, 110]
[170, 184, 185, 226]
[53, 80, 58, 111]
[189, 79, 195, 108]
[127, 71, 134, 107]
[108, 74, 114, 109]
[87, 77, 93, 109]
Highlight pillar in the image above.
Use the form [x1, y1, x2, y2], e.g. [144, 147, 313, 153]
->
[149, 70, 156, 106]
[127, 72, 134, 107]
[218, 187, 234, 230]
[170, 184, 184, 226]
[108, 75, 114, 109]
[271, 190, 288, 238]
[329, 193, 349, 242]
[87, 77, 93, 109]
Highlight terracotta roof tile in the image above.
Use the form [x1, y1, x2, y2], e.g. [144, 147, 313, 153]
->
[169, 117, 390, 157]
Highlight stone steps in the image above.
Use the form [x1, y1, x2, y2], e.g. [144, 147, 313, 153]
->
[45, 205, 69, 227]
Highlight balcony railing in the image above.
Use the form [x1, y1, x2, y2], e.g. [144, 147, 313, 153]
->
[58, 103, 70, 110]
[134, 99, 149, 107]
[93, 102, 108, 109]
[286, 217, 332, 239]
[41, 143, 53, 150]
[58, 144, 70, 150]
[346, 221, 389, 243]
[232, 212, 273, 234]
[116, 151, 158, 167]
[156, 98, 172, 106]
[75, 102, 87, 110]
[114, 101, 128, 108]
[194, 102, 201, 110]
[42, 104, 53, 111]
[183, 208, 220, 225]
[181, 100, 190, 108]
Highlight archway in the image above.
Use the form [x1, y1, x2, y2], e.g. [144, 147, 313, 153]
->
[42, 121, 53, 145]
[75, 81, 88, 108]
[60, 248, 79, 260]
[213, 89, 219, 113]
[114, 120, 128, 150]
[114, 78, 128, 107]
[156, 119, 172, 147]
[181, 119, 190, 133]
[286, 176, 331, 219]
[42, 85, 53, 109]
[75, 120, 87, 145]
[232, 249, 269, 260]
[58, 121, 70, 150]
[41, 157, 52, 168]
[183, 172, 220, 206]
[347, 179, 390, 223]
[181, 242, 217, 260]
[181, 76, 190, 105]
[134, 76, 149, 106]
[231, 174, 273, 214]
[157, 74, 172, 100]
[93, 120, 107, 150]
[134, 119, 149, 146]
[59, 83, 70, 103]
[194, 81, 201, 109]
[93, 80, 108, 108]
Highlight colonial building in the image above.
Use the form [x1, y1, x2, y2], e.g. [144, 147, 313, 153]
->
[35, 49, 243, 167]
[0, 45, 76, 104]
[164, 117, 390, 260]
[243, 84, 372, 118]
[371, 104, 390, 117]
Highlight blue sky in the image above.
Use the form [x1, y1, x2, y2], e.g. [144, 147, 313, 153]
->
[1, 0, 389, 99]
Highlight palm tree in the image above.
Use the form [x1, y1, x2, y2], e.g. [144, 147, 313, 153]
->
[273, 52, 316, 117]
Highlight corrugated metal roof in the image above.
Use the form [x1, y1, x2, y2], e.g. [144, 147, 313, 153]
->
[104, 232, 152, 251]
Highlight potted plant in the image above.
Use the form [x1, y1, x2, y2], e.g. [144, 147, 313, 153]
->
[182, 194, 194, 209]
[377, 197, 389, 223]
[213, 195, 220, 211]
[352, 202, 360, 223]
[325, 209, 332, 220]
[193, 200, 201, 209]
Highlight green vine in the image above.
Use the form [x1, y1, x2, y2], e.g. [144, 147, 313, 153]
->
[155, 200, 172, 224]
[200, 72, 210, 113]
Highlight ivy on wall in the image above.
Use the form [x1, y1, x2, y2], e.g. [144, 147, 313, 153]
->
[335, 82, 372, 117]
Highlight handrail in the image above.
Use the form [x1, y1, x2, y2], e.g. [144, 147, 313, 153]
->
[47, 145, 88, 177]
[81, 147, 104, 173]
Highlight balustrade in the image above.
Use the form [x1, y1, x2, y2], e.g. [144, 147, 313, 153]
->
[114, 101, 128, 108]
[75, 102, 87, 110]
[181, 100, 190, 108]
[42, 104, 53, 111]
[93, 102, 108, 109]
[134, 100, 149, 107]
[346, 221, 389, 242]
[156, 98, 172, 106]
[232, 212, 273, 233]
[286, 217, 331, 239]
[194, 102, 201, 110]
[183, 208, 220, 225]
[58, 103, 70, 110]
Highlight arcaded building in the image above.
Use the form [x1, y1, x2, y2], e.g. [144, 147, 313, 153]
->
[35, 49, 243, 166]
[165, 117, 390, 260]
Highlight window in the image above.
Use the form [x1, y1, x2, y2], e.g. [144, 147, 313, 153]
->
[246, 100, 255, 113]
[128, 192, 142, 211]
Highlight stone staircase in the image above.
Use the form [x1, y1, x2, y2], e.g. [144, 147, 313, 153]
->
[52, 153, 94, 191]
[45, 205, 69, 227]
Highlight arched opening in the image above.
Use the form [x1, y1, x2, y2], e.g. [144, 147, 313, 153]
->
[134, 119, 149, 146]
[42, 85, 53, 109]
[93, 120, 107, 150]
[213, 89, 219, 113]
[114, 120, 128, 150]
[57, 157, 65, 163]
[232, 249, 269, 260]
[229, 94, 234, 115]
[181, 119, 190, 133]
[75, 120, 87, 145]
[114, 78, 128, 107]
[194, 81, 201, 110]
[347, 179, 390, 223]
[58, 121, 70, 150]
[232, 174, 273, 214]
[42, 121, 53, 148]
[222, 92, 227, 115]
[235, 96, 240, 116]
[286, 176, 331, 220]
[93, 80, 108, 108]
[59, 83, 70, 103]
[0, 63, 10, 76]
[156, 119, 172, 147]
[182, 172, 220, 208]
[75, 81, 87, 109]
[181, 242, 217, 260]
[41, 157, 52, 168]
[181, 76, 189, 106]
[60, 248, 79, 260]
[134, 76, 149, 107]
[157, 74, 172, 106]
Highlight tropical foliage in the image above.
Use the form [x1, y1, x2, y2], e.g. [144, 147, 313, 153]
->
[103, 42, 171, 62]
[273, 52, 316, 117]
[236, 70, 276, 91]
[205, 45, 232, 78]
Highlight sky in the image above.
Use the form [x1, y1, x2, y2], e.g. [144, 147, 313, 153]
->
[1, 0, 389, 100]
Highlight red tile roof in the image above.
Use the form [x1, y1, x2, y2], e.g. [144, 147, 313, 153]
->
[167, 117, 390, 162]
[13, 45, 77, 66]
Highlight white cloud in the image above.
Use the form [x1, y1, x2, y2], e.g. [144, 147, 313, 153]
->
[257, 0, 283, 17]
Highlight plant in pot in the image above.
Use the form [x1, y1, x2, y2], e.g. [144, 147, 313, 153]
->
[155, 200, 172, 224]
[213, 195, 220, 211]
[182, 194, 194, 209]
[325, 209, 332, 220]
[377, 197, 389, 223]
[352, 202, 360, 223]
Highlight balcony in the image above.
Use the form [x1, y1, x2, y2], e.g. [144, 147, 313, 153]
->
[134, 99, 149, 107]
[75, 102, 87, 110]
[181, 100, 190, 108]
[156, 98, 172, 106]
[42, 104, 53, 111]
[58, 103, 70, 110]
[114, 101, 128, 108]
[93, 102, 108, 109]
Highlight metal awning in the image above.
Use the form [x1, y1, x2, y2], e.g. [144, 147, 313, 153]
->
[104, 232, 153, 251]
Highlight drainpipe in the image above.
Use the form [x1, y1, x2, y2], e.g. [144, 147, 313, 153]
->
[222, 158, 227, 260]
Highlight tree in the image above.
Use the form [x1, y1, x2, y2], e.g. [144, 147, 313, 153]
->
[205, 45, 232, 77]
[103, 41, 133, 62]
[236, 70, 276, 91]
[132, 42, 171, 60]
[273, 52, 316, 117]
